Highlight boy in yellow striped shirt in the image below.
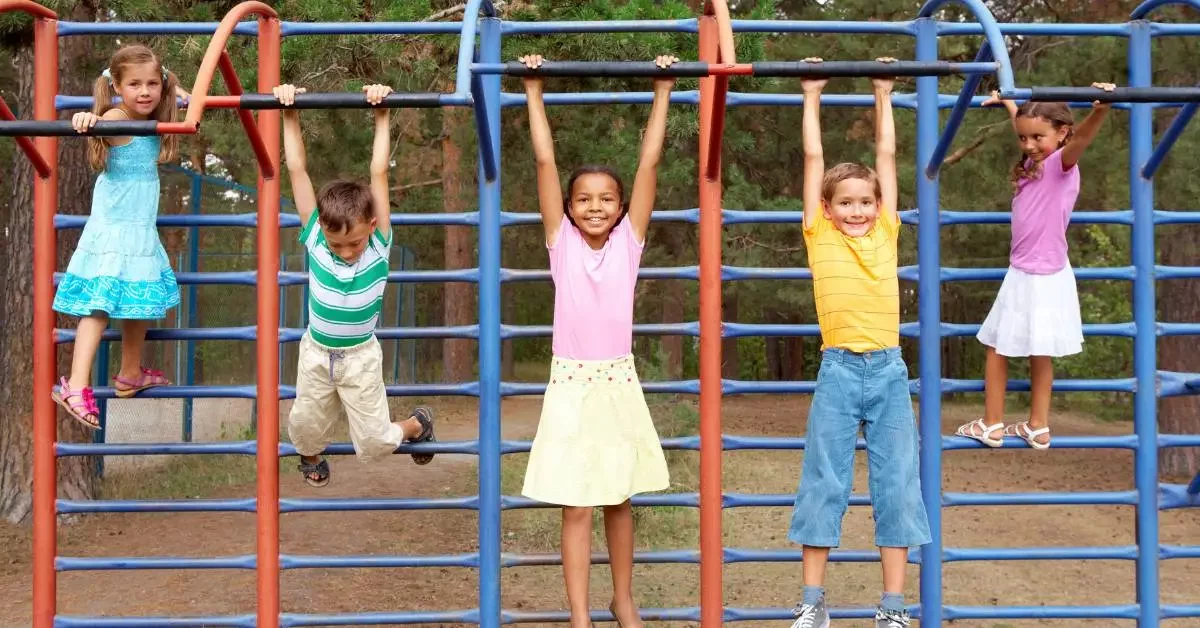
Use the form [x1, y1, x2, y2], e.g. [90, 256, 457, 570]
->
[786, 59, 931, 628]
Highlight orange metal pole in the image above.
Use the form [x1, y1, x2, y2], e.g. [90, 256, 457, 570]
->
[31, 13, 58, 628]
[217, 51, 276, 179]
[698, 12, 724, 628]
[255, 13, 282, 628]
[0, 94, 53, 178]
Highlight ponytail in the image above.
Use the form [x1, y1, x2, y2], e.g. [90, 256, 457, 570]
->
[86, 74, 117, 171]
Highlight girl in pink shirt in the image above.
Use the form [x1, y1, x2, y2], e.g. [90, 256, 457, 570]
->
[519, 53, 675, 628]
[958, 85, 1114, 450]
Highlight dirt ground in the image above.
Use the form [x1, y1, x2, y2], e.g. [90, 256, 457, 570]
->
[1, 395, 1197, 627]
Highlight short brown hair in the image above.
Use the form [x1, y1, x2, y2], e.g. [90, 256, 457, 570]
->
[821, 162, 881, 203]
[316, 179, 374, 232]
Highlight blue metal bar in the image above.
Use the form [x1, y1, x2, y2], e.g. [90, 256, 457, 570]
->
[1128, 21, 1161, 628]
[453, 0, 489, 96]
[57, 441, 257, 456]
[942, 605, 1139, 620]
[1143, 102, 1199, 178]
[914, 18, 943, 628]
[183, 171, 201, 443]
[476, 16, 503, 628]
[280, 610, 478, 626]
[93, 330, 109, 476]
[280, 497, 478, 513]
[916, 0, 1015, 91]
[57, 21, 258, 36]
[55, 616, 256, 627]
[729, 19, 913, 35]
[280, 553, 479, 569]
[505, 19, 698, 34]
[1160, 434, 1200, 447]
[56, 555, 255, 571]
[1156, 209, 1200, 224]
[1160, 544, 1200, 558]
[941, 546, 1138, 561]
[722, 548, 909, 563]
[279, 22, 462, 36]
[57, 498, 256, 513]
[1162, 605, 1200, 618]
[925, 45, 993, 178]
[1132, 0, 1200, 19]
[501, 550, 699, 567]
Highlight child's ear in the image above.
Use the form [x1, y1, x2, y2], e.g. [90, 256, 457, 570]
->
[822, 200, 832, 219]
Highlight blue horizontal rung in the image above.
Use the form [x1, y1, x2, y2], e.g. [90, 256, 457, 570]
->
[56, 555, 255, 571]
[280, 553, 478, 569]
[506, 608, 700, 623]
[57, 498, 255, 514]
[1160, 544, 1200, 559]
[723, 606, 890, 621]
[500, 550, 698, 567]
[55, 615, 256, 627]
[938, 210, 1133, 225]
[280, 610, 478, 627]
[942, 545, 1137, 561]
[1161, 434, 1200, 448]
[1157, 370, 1200, 397]
[279, 496, 478, 513]
[503, 493, 700, 510]
[280, 440, 477, 457]
[942, 604, 1139, 620]
[944, 491, 1137, 507]
[1162, 605, 1200, 618]
[723, 547, 916, 564]
[56, 441, 256, 457]
[940, 377, 1136, 394]
[1155, 209, 1200, 225]
[1156, 265, 1200, 280]
[943, 434, 1137, 450]
[1158, 322, 1200, 336]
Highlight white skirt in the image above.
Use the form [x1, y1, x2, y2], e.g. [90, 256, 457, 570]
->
[977, 264, 1084, 358]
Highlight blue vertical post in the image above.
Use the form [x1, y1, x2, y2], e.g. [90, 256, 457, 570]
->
[393, 248, 404, 384]
[915, 17, 943, 628]
[1128, 20, 1159, 628]
[279, 251, 287, 383]
[476, 15, 503, 628]
[183, 172, 201, 442]
[93, 340, 110, 476]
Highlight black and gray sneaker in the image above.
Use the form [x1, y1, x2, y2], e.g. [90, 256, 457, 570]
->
[789, 599, 830, 628]
[874, 605, 911, 628]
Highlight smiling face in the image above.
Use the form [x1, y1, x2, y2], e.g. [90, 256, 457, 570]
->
[823, 177, 880, 238]
[114, 61, 164, 119]
[566, 172, 624, 247]
[1014, 114, 1070, 164]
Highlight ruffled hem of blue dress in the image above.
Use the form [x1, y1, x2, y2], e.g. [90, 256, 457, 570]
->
[53, 272, 180, 319]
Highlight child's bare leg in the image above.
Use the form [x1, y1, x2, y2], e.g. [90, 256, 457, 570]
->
[562, 506, 594, 628]
[1027, 356, 1054, 445]
[981, 346, 1009, 433]
[117, 319, 151, 381]
[802, 544, 829, 590]
[68, 314, 108, 390]
[604, 500, 641, 627]
[394, 414, 424, 440]
[879, 546, 907, 594]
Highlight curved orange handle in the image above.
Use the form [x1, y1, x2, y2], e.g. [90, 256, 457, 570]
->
[183, 1, 278, 128]
[0, 0, 56, 19]
[706, 0, 736, 64]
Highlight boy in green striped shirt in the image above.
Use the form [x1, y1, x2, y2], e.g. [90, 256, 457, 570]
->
[275, 83, 436, 487]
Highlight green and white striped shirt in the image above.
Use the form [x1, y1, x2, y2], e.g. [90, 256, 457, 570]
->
[300, 212, 391, 348]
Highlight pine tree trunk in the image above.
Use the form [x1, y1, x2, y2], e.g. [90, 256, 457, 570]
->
[0, 2, 101, 524]
[441, 106, 475, 381]
[1158, 226, 1200, 478]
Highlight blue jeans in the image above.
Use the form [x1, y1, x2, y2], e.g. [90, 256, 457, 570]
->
[788, 347, 932, 548]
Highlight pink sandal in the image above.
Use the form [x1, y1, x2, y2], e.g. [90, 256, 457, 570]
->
[51, 377, 100, 430]
[113, 366, 170, 398]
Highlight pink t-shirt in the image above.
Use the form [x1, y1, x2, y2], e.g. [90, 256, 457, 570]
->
[548, 218, 644, 360]
[1009, 148, 1080, 274]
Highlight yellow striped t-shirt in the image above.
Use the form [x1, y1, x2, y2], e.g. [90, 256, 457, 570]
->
[804, 209, 900, 352]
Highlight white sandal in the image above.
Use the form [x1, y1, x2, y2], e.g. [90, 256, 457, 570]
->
[1004, 421, 1051, 450]
[955, 418, 1005, 448]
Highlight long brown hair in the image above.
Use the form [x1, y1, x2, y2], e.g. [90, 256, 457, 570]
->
[88, 44, 180, 171]
[1010, 101, 1074, 188]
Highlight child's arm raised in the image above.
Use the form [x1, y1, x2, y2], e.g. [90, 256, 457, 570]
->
[983, 90, 1020, 127]
[275, 84, 318, 228]
[522, 55, 565, 245]
[1060, 82, 1115, 170]
[872, 58, 899, 220]
[72, 107, 133, 146]
[800, 59, 828, 230]
[365, 84, 394, 240]
[627, 55, 678, 242]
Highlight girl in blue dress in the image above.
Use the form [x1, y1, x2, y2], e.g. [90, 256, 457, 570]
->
[52, 44, 189, 429]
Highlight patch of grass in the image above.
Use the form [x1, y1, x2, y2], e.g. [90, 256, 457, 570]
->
[99, 424, 269, 500]
[500, 398, 701, 553]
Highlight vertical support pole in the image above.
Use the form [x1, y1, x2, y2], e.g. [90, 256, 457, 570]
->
[94, 340, 110, 477]
[255, 15, 282, 628]
[476, 16, 503, 628]
[1128, 19, 1159, 628]
[31, 15, 59, 628]
[184, 172, 201, 442]
[697, 13, 723, 628]
[915, 17, 943, 628]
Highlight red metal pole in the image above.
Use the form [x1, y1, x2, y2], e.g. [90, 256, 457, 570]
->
[255, 13, 282, 628]
[698, 13, 724, 628]
[31, 13, 58, 628]
[0, 94, 53, 178]
[217, 51, 276, 179]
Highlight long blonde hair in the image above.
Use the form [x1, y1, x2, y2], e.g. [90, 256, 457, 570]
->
[88, 44, 180, 171]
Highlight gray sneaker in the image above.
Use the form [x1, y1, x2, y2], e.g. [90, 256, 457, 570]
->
[789, 599, 830, 628]
[875, 605, 911, 628]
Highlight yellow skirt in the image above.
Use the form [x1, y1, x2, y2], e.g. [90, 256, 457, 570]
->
[522, 355, 670, 507]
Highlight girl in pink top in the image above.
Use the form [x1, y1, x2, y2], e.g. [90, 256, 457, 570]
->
[519, 53, 675, 628]
[958, 84, 1114, 450]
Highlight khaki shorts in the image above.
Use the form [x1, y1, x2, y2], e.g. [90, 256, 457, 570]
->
[287, 333, 403, 461]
